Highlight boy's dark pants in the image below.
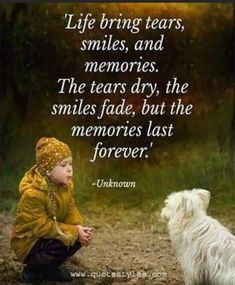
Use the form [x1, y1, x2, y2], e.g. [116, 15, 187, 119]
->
[24, 238, 81, 272]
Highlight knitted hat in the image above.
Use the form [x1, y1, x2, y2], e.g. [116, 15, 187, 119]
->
[36, 137, 72, 176]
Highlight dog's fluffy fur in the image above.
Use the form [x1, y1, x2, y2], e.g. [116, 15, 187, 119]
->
[161, 189, 235, 285]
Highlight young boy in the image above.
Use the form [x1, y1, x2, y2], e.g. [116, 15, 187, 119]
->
[11, 137, 92, 284]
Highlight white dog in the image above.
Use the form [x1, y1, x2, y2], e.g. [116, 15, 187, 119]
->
[161, 189, 235, 285]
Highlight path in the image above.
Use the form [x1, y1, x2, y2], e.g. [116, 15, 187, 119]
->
[0, 210, 183, 285]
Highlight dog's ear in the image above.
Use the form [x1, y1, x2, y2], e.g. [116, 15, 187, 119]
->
[193, 189, 211, 210]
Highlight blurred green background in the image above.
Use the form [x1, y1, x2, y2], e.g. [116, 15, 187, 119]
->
[0, 3, 234, 219]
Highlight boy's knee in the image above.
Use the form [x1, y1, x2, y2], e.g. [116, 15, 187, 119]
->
[25, 238, 81, 267]
[66, 241, 82, 257]
[42, 239, 81, 258]
[71, 240, 82, 250]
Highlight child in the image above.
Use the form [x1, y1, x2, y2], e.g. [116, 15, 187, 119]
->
[11, 137, 92, 284]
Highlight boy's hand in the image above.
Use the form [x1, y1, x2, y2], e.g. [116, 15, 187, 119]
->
[77, 226, 93, 246]
[83, 227, 93, 235]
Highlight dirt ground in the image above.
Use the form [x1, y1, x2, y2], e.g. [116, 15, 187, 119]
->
[0, 209, 184, 285]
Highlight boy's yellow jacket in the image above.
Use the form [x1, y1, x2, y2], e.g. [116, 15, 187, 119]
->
[11, 165, 83, 262]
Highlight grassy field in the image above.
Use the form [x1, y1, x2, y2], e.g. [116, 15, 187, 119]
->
[1, 138, 234, 222]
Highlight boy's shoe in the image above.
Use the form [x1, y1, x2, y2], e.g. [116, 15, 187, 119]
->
[43, 267, 73, 282]
[21, 267, 45, 285]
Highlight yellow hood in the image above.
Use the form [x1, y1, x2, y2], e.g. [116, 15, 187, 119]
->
[19, 165, 48, 196]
